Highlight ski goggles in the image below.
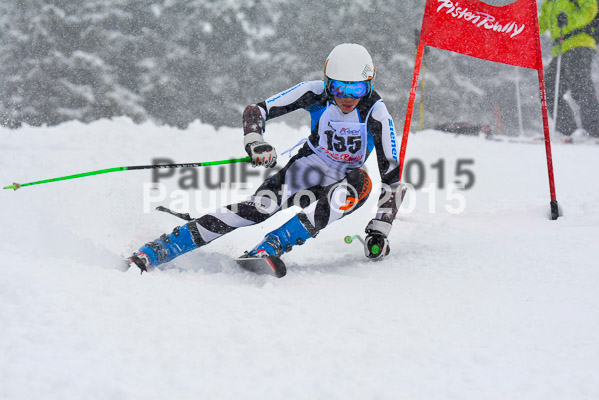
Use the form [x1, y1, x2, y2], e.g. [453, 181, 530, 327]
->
[328, 80, 370, 99]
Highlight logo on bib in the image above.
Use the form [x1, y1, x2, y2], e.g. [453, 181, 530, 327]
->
[340, 127, 361, 135]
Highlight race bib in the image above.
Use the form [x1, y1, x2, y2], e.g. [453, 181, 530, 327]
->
[317, 120, 367, 167]
[307, 101, 380, 169]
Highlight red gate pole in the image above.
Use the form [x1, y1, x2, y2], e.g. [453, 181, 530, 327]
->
[399, 41, 426, 181]
[533, 0, 559, 220]
[537, 68, 560, 220]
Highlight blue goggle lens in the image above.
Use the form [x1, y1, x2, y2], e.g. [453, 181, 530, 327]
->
[329, 80, 370, 99]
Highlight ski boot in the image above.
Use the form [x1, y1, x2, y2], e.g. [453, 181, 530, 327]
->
[127, 223, 200, 273]
[248, 213, 315, 257]
[236, 213, 317, 277]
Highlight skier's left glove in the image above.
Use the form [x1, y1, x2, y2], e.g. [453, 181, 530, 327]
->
[364, 219, 391, 260]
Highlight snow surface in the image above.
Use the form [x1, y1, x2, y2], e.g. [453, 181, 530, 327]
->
[1, 118, 598, 399]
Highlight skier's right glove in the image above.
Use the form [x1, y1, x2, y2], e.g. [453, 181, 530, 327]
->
[245, 140, 277, 168]
[364, 219, 391, 260]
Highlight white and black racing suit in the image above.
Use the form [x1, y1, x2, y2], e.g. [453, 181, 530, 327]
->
[134, 81, 403, 267]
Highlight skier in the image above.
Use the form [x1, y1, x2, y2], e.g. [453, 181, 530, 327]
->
[128, 43, 404, 274]
[539, 0, 599, 139]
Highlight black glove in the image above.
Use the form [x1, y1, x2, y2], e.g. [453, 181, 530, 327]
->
[557, 11, 568, 29]
[245, 141, 277, 168]
[364, 219, 391, 260]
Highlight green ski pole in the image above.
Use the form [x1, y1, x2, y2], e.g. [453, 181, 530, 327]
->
[4, 156, 251, 191]
[344, 234, 365, 245]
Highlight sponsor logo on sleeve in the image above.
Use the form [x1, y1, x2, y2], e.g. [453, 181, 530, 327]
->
[266, 81, 308, 104]
[389, 119, 398, 162]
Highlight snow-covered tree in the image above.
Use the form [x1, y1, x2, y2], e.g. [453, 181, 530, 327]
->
[0, 0, 545, 133]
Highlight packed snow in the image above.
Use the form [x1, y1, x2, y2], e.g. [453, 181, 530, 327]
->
[1, 118, 598, 399]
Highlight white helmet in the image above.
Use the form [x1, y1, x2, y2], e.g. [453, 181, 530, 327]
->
[324, 43, 375, 96]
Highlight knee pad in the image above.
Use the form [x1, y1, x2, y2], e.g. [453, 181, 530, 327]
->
[339, 168, 372, 212]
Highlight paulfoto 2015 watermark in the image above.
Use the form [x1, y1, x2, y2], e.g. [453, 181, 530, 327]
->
[143, 157, 476, 215]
